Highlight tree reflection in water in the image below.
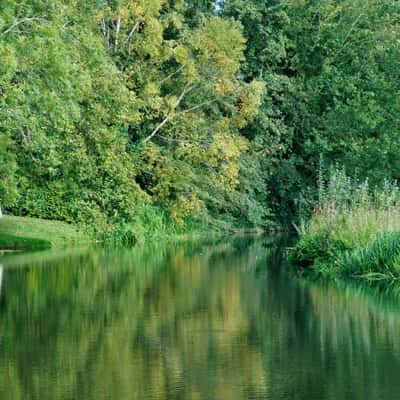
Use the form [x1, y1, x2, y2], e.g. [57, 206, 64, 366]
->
[1, 237, 400, 400]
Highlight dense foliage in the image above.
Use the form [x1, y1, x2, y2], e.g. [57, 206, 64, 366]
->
[290, 169, 400, 282]
[1, 0, 399, 234]
[223, 0, 400, 221]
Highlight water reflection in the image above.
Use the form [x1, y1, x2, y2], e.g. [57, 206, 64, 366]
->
[0, 237, 400, 399]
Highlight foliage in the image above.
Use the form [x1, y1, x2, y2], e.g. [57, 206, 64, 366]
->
[290, 169, 400, 283]
[0, 134, 17, 207]
[0, 0, 266, 232]
[0, 0, 399, 235]
[289, 230, 351, 270]
[0, 1, 145, 227]
[338, 232, 400, 282]
[222, 0, 400, 223]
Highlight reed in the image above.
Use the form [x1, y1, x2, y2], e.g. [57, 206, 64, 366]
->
[291, 167, 400, 282]
[337, 232, 400, 282]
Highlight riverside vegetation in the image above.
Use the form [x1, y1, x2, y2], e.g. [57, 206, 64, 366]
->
[291, 169, 400, 283]
[0, 1, 400, 256]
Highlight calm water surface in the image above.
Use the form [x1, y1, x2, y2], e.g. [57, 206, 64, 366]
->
[1, 236, 400, 399]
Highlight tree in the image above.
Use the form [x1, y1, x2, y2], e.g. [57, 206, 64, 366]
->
[96, 0, 264, 225]
[0, 1, 144, 226]
[223, 0, 400, 223]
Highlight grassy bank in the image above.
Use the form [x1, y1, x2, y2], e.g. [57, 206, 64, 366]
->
[0, 216, 88, 250]
[290, 169, 400, 283]
[0, 212, 262, 252]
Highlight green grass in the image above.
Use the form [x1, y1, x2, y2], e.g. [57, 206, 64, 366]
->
[337, 231, 400, 282]
[0, 233, 50, 250]
[0, 215, 88, 250]
[290, 168, 400, 284]
[0, 209, 261, 252]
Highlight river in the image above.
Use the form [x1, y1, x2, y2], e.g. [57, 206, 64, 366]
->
[0, 236, 400, 399]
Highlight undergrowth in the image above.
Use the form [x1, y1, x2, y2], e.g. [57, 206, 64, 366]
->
[290, 167, 400, 283]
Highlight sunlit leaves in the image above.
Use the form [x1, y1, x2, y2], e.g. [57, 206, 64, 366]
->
[0, 0, 266, 228]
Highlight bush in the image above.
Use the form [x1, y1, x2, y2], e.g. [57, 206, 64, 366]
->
[290, 230, 352, 270]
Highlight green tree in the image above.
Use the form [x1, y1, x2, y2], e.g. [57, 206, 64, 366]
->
[96, 0, 264, 225]
[0, 1, 144, 227]
[223, 0, 400, 223]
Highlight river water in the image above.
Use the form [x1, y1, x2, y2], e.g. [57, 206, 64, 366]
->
[0, 236, 400, 399]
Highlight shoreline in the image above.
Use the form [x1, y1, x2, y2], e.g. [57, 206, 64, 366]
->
[0, 215, 270, 253]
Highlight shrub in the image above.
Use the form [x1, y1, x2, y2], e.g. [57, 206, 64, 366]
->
[290, 230, 352, 270]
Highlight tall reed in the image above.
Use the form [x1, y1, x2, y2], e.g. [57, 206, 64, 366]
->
[291, 167, 400, 282]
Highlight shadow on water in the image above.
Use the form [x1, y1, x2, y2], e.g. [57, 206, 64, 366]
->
[0, 236, 400, 399]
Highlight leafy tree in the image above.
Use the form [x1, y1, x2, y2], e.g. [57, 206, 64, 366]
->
[223, 0, 400, 223]
[0, 134, 17, 208]
[2, 0, 398, 231]
[96, 0, 264, 225]
[0, 0, 264, 229]
[0, 1, 144, 226]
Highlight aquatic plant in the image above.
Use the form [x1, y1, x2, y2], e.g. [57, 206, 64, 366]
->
[291, 168, 400, 282]
[338, 231, 400, 282]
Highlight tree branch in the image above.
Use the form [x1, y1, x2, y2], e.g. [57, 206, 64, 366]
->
[143, 115, 172, 144]
[341, 13, 364, 48]
[1, 17, 46, 36]
[100, 17, 107, 37]
[19, 128, 39, 163]
[180, 99, 217, 114]
[160, 65, 185, 85]
[126, 18, 142, 43]
[143, 84, 196, 143]
[114, 14, 121, 51]
[332, 13, 365, 60]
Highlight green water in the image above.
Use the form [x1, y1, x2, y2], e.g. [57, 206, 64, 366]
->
[1, 236, 400, 399]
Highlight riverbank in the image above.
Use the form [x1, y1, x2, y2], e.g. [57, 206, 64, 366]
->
[290, 229, 400, 283]
[290, 170, 400, 283]
[0, 214, 265, 252]
[0, 216, 89, 250]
